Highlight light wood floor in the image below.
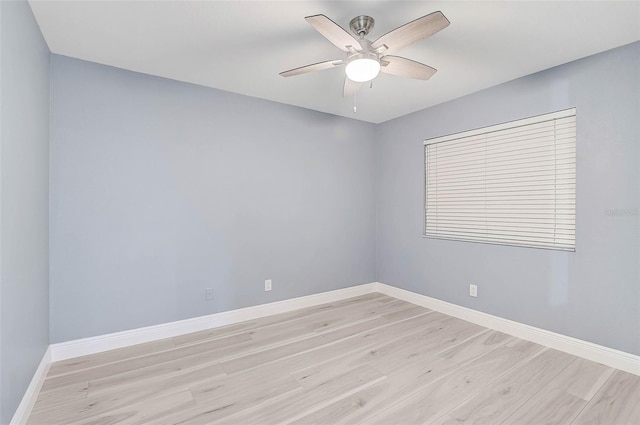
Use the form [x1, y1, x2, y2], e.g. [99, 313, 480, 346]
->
[28, 293, 639, 424]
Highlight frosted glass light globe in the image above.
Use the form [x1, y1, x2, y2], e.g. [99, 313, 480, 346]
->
[345, 58, 380, 83]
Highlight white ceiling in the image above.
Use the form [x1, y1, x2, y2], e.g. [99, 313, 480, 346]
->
[29, 1, 639, 123]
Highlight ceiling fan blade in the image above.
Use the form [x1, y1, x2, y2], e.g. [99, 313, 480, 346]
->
[280, 59, 344, 77]
[343, 77, 363, 97]
[305, 14, 363, 52]
[371, 11, 450, 54]
[380, 55, 437, 80]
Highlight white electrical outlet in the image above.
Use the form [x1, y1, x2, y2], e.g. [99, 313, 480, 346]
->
[469, 284, 478, 298]
[265, 279, 272, 292]
[206, 288, 214, 300]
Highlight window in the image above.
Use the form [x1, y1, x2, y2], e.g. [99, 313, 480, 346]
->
[424, 108, 576, 251]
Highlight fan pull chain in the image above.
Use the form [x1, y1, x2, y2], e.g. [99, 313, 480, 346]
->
[353, 90, 357, 113]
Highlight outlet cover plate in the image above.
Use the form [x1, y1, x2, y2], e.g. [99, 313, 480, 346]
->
[265, 279, 272, 291]
[469, 284, 478, 298]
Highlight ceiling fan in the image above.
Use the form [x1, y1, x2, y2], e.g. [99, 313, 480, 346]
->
[280, 11, 450, 97]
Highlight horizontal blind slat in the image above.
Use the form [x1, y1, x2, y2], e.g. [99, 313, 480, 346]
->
[425, 108, 576, 251]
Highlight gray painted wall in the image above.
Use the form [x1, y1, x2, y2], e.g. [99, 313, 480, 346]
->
[376, 42, 639, 355]
[0, 0, 51, 422]
[50, 43, 639, 354]
[50, 56, 377, 343]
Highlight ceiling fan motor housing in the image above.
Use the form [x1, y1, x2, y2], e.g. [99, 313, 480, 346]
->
[350, 15, 375, 37]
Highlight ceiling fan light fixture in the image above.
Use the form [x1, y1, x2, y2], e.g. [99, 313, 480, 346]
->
[345, 55, 380, 83]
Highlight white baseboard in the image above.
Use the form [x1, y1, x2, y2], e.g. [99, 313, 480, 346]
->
[10, 347, 52, 425]
[49, 282, 378, 362]
[14, 280, 640, 424]
[374, 282, 640, 376]
[43, 281, 640, 374]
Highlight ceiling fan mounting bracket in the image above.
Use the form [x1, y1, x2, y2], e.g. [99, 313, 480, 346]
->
[349, 15, 375, 37]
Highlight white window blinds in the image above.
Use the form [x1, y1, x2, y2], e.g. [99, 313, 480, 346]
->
[424, 108, 576, 251]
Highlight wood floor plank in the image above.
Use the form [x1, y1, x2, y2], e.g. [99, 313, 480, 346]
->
[48, 303, 387, 396]
[442, 348, 576, 424]
[500, 387, 586, 425]
[68, 389, 195, 425]
[572, 369, 640, 425]
[289, 315, 487, 395]
[52, 293, 392, 385]
[28, 294, 637, 425]
[161, 369, 303, 424]
[490, 357, 614, 425]
[366, 339, 543, 425]
[39, 332, 251, 393]
[223, 310, 444, 380]
[361, 316, 486, 375]
[86, 359, 225, 399]
[547, 356, 615, 401]
[131, 300, 412, 386]
[290, 331, 520, 425]
[437, 330, 515, 364]
[220, 315, 391, 374]
[302, 298, 418, 333]
[190, 295, 403, 348]
[170, 293, 388, 347]
[28, 375, 193, 424]
[214, 365, 387, 424]
[291, 316, 458, 384]
[376, 304, 431, 321]
[47, 338, 176, 378]
[31, 381, 89, 413]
